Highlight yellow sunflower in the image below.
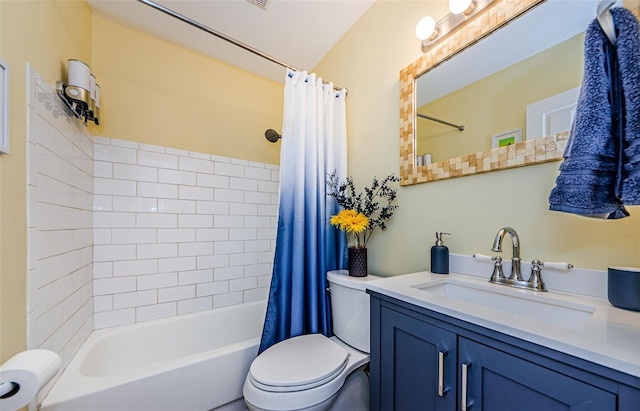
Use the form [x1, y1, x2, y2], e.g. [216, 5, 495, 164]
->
[330, 209, 369, 233]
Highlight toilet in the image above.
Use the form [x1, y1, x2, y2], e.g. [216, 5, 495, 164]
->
[243, 270, 380, 411]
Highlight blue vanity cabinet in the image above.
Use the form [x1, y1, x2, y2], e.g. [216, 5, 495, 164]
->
[458, 337, 616, 410]
[369, 291, 640, 411]
[378, 304, 457, 411]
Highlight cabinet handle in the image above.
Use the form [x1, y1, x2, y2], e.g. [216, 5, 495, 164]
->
[461, 362, 470, 411]
[438, 351, 446, 396]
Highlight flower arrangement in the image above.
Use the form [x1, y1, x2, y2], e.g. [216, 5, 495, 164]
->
[327, 171, 400, 249]
[330, 209, 370, 247]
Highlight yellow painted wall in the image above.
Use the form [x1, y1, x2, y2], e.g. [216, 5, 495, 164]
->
[417, 33, 584, 162]
[0, 0, 3, 367]
[0, 0, 93, 363]
[314, 1, 640, 276]
[91, 16, 283, 165]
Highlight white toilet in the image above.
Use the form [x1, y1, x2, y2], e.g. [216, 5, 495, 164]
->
[243, 270, 380, 411]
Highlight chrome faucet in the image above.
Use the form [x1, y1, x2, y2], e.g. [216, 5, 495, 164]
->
[491, 227, 522, 282]
[476, 227, 573, 292]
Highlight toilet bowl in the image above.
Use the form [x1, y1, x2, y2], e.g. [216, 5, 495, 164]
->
[242, 334, 368, 411]
[243, 270, 380, 411]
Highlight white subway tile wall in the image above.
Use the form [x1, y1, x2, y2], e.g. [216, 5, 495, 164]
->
[26, 66, 95, 379]
[24, 68, 279, 402]
[93, 138, 279, 328]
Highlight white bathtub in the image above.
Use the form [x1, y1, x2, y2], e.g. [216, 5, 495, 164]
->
[41, 300, 267, 411]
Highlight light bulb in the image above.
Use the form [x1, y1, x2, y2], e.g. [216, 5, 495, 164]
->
[449, 0, 474, 15]
[415, 16, 436, 41]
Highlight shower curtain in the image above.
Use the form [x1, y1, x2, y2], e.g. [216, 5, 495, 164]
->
[258, 69, 347, 353]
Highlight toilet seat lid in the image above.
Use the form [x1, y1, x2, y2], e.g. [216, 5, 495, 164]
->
[250, 334, 349, 390]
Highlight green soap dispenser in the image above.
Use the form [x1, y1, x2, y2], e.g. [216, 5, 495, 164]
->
[431, 232, 451, 274]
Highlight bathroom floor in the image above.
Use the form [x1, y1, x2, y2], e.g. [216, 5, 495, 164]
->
[329, 366, 370, 410]
[229, 366, 369, 411]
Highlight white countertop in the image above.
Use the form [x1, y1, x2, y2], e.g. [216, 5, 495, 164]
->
[365, 271, 640, 379]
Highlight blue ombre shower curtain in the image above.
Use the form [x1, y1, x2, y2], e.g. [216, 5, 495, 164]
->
[258, 69, 347, 353]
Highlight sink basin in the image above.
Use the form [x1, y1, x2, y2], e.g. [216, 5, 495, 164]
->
[412, 279, 596, 330]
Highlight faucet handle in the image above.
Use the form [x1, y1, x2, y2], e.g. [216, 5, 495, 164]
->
[541, 261, 573, 270]
[527, 259, 547, 291]
[473, 253, 493, 262]
[474, 254, 505, 282]
[489, 256, 505, 282]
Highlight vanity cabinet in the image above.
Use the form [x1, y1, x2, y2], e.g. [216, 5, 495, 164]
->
[369, 291, 640, 411]
[458, 338, 615, 411]
[379, 306, 457, 411]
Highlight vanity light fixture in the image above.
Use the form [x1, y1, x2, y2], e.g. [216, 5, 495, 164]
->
[56, 59, 100, 126]
[416, 0, 494, 51]
[449, 0, 476, 15]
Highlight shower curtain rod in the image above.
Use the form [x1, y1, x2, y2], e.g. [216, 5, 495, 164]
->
[136, 0, 347, 94]
[417, 113, 465, 131]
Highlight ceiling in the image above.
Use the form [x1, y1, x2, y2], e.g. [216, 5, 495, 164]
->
[87, 0, 376, 84]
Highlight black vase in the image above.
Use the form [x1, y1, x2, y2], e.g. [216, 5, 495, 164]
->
[348, 247, 368, 277]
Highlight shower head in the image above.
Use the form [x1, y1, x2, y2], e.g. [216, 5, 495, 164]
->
[265, 129, 281, 143]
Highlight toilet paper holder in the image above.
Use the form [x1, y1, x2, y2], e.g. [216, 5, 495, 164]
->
[0, 349, 61, 411]
[0, 381, 19, 397]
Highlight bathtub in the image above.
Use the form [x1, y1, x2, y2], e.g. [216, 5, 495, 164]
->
[41, 300, 267, 411]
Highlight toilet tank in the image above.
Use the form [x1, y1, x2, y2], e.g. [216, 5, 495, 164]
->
[327, 270, 381, 353]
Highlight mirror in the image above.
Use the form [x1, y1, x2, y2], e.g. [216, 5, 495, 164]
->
[399, 0, 601, 185]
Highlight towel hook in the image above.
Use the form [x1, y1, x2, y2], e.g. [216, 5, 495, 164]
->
[596, 0, 617, 46]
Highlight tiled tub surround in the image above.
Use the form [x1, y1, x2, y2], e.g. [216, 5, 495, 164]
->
[26, 66, 95, 373]
[24, 67, 277, 408]
[92, 138, 279, 329]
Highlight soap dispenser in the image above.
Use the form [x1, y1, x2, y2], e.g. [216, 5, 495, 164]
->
[431, 232, 451, 274]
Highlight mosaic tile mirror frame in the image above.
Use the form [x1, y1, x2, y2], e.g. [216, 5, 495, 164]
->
[399, 0, 640, 186]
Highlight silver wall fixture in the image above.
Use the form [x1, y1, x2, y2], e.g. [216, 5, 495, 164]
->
[56, 59, 100, 126]
[415, 0, 494, 51]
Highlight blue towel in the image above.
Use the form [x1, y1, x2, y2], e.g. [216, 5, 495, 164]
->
[615, 8, 640, 204]
[549, 8, 640, 219]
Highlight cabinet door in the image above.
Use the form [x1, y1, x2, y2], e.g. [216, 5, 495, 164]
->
[380, 306, 457, 411]
[458, 338, 617, 411]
